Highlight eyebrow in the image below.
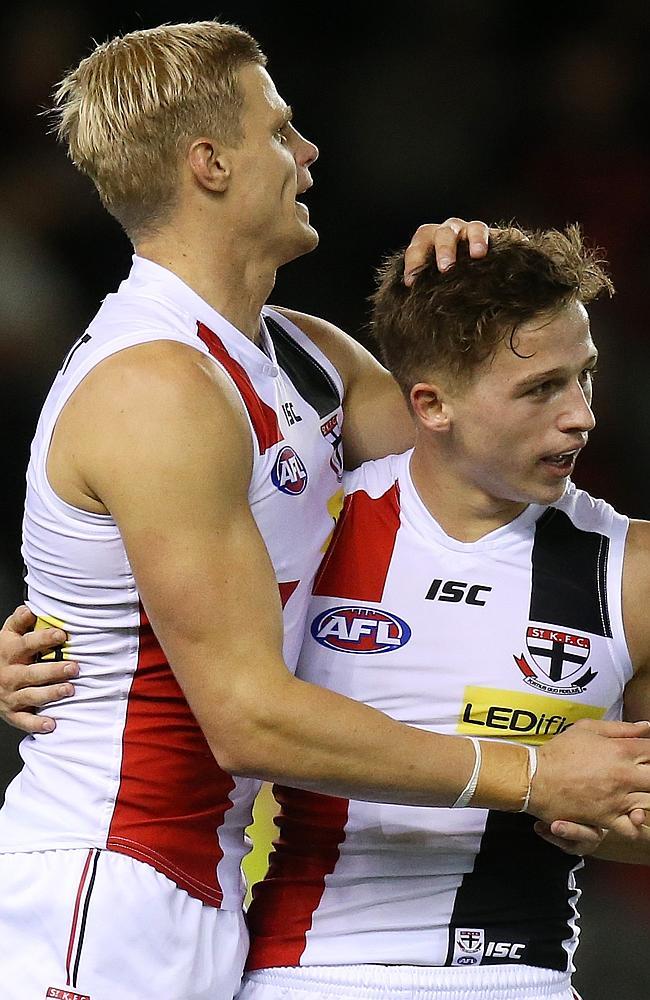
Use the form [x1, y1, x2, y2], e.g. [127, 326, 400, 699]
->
[514, 351, 599, 390]
[275, 104, 293, 128]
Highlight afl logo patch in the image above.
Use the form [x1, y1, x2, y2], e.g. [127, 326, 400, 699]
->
[272, 445, 308, 495]
[311, 606, 411, 654]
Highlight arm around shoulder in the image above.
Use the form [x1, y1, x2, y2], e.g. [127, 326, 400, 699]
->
[45, 351, 650, 824]
[273, 306, 414, 468]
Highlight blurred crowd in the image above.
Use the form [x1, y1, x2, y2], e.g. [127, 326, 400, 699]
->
[1, 2, 649, 995]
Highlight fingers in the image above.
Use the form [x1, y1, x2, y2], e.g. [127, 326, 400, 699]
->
[403, 218, 490, 285]
[548, 820, 604, 844]
[2, 660, 79, 696]
[3, 709, 57, 735]
[0, 659, 77, 733]
[20, 628, 68, 661]
[534, 819, 605, 855]
[2, 605, 37, 635]
[8, 682, 75, 712]
[628, 807, 647, 828]
[608, 813, 645, 840]
[466, 220, 490, 258]
[572, 718, 650, 739]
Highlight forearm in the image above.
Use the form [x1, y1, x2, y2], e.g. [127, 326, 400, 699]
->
[212, 672, 532, 812]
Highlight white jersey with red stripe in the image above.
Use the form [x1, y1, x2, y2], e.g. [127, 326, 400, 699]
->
[0, 255, 344, 910]
[246, 448, 632, 974]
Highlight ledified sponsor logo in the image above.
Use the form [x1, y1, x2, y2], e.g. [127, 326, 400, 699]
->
[457, 686, 605, 744]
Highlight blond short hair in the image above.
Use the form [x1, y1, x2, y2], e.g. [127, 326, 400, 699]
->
[50, 21, 266, 240]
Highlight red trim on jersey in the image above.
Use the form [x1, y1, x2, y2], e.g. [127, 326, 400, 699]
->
[197, 322, 282, 454]
[313, 482, 401, 602]
[107, 606, 236, 906]
[64, 848, 94, 985]
[278, 580, 300, 609]
[246, 786, 350, 969]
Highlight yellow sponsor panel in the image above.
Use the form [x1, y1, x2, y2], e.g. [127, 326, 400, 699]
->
[321, 488, 345, 552]
[457, 685, 606, 745]
[35, 614, 70, 662]
[242, 782, 280, 907]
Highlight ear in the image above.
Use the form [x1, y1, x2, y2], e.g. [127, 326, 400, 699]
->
[410, 381, 453, 433]
[187, 138, 232, 193]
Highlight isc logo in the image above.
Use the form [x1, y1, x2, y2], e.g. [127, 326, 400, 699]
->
[486, 941, 525, 960]
[271, 445, 308, 495]
[426, 579, 492, 606]
[311, 606, 412, 654]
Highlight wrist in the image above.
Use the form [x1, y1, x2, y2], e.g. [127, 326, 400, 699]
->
[463, 738, 534, 812]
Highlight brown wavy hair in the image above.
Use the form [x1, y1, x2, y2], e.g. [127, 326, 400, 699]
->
[370, 224, 614, 400]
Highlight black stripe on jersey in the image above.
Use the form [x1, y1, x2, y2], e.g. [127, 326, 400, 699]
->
[530, 508, 612, 638]
[445, 812, 581, 972]
[72, 849, 100, 988]
[265, 316, 341, 419]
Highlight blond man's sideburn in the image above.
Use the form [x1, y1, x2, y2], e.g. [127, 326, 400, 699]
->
[49, 21, 266, 241]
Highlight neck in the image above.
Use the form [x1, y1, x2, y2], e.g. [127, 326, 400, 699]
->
[136, 224, 279, 343]
[409, 445, 528, 543]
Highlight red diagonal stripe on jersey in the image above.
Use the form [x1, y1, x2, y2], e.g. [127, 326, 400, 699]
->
[245, 785, 349, 969]
[278, 580, 300, 609]
[107, 605, 236, 906]
[197, 322, 282, 454]
[313, 482, 401, 602]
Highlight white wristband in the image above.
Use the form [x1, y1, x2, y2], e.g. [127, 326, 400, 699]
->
[520, 745, 538, 813]
[452, 737, 482, 808]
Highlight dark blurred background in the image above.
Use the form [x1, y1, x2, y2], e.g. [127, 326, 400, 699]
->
[1, 2, 649, 995]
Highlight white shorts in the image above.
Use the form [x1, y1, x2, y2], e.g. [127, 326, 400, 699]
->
[0, 848, 248, 1000]
[237, 965, 583, 1000]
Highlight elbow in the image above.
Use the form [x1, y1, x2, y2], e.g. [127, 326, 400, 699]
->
[204, 700, 284, 780]
[213, 741, 267, 779]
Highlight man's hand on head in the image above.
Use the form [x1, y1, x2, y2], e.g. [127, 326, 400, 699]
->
[403, 218, 529, 285]
[403, 218, 490, 284]
[0, 606, 78, 734]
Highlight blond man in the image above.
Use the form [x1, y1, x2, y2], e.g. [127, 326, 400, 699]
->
[0, 22, 649, 1000]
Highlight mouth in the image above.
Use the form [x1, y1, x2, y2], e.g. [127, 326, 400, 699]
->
[539, 448, 582, 477]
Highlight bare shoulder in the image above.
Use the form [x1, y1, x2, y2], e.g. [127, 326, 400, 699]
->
[64, 339, 250, 434]
[624, 519, 650, 576]
[51, 338, 253, 511]
[622, 519, 650, 684]
[80, 338, 238, 396]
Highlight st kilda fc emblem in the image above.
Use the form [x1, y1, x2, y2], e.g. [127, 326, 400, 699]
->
[514, 626, 597, 696]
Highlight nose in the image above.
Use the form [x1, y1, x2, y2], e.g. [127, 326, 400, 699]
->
[293, 126, 319, 170]
[558, 381, 596, 434]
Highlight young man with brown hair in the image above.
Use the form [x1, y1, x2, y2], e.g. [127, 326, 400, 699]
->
[240, 227, 650, 1000]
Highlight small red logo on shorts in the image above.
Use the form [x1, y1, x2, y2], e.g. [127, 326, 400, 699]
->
[46, 988, 91, 1000]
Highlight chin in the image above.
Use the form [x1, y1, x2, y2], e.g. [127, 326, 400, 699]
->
[280, 225, 319, 265]
[530, 479, 570, 505]
[299, 219, 319, 250]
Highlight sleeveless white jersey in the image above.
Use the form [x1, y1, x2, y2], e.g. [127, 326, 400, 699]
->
[0, 255, 344, 910]
[247, 449, 632, 972]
